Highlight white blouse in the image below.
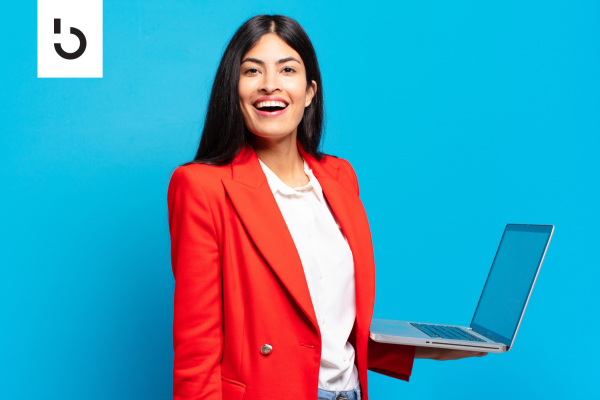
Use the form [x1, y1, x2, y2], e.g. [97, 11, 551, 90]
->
[258, 157, 359, 391]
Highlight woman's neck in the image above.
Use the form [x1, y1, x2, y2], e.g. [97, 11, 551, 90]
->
[253, 132, 309, 188]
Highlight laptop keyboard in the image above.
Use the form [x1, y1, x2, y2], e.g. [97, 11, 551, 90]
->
[410, 323, 485, 342]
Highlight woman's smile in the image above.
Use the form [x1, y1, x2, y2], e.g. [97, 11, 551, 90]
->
[252, 96, 290, 117]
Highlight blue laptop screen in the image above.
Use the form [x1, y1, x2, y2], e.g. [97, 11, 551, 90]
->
[471, 224, 552, 345]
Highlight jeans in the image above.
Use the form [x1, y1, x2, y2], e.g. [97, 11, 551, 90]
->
[317, 384, 362, 400]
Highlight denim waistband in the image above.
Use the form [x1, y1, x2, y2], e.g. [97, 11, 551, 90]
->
[317, 384, 362, 400]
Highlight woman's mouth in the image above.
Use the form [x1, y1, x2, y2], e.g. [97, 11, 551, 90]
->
[252, 100, 289, 117]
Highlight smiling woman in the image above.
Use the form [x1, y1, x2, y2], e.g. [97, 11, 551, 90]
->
[168, 14, 484, 400]
[187, 15, 324, 166]
[238, 34, 316, 144]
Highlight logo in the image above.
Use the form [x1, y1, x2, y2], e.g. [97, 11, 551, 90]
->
[38, 0, 103, 78]
[54, 18, 87, 60]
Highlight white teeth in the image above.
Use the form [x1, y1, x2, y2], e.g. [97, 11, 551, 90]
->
[254, 101, 287, 108]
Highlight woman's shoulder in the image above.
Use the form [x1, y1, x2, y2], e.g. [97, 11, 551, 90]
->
[168, 162, 230, 198]
[320, 153, 355, 173]
[319, 153, 360, 195]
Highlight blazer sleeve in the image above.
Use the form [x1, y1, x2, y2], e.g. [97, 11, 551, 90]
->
[340, 158, 417, 382]
[168, 166, 223, 399]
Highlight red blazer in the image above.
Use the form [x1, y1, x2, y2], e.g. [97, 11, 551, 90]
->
[167, 141, 415, 400]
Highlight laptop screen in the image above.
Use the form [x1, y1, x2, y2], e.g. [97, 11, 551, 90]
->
[470, 224, 553, 346]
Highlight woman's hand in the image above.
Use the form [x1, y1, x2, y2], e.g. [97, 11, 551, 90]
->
[414, 346, 488, 361]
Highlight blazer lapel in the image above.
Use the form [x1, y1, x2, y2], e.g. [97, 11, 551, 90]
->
[221, 142, 376, 339]
[298, 144, 376, 339]
[221, 145, 319, 329]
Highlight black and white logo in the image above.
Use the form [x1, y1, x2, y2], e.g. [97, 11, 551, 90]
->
[54, 18, 87, 60]
[38, 0, 103, 78]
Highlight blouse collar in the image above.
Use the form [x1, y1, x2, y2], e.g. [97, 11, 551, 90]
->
[258, 157, 325, 204]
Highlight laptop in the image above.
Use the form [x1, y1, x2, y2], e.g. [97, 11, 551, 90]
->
[370, 223, 554, 353]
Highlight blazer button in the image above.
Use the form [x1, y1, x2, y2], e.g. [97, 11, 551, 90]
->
[260, 344, 273, 356]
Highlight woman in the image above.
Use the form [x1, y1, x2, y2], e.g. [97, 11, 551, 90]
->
[167, 14, 486, 400]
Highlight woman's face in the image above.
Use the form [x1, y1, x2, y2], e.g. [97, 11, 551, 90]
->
[239, 33, 317, 140]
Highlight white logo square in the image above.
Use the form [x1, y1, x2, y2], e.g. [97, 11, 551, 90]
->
[38, 0, 103, 78]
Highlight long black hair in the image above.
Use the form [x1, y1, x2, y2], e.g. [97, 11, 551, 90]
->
[187, 14, 325, 166]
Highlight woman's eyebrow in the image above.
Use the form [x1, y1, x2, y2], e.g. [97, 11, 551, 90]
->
[241, 57, 301, 65]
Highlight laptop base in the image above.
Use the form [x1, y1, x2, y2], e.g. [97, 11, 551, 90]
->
[370, 318, 507, 353]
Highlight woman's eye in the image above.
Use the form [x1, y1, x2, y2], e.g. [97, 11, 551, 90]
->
[283, 67, 296, 74]
[244, 68, 259, 75]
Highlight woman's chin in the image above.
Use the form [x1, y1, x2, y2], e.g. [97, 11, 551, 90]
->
[249, 127, 296, 140]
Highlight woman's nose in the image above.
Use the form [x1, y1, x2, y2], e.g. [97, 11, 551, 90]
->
[259, 69, 280, 93]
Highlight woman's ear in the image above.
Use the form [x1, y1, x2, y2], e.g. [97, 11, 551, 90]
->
[305, 80, 317, 107]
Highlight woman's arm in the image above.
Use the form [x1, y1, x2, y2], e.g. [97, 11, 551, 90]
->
[367, 337, 416, 381]
[168, 166, 223, 400]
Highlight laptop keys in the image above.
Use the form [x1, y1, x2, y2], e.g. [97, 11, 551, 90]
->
[410, 323, 485, 342]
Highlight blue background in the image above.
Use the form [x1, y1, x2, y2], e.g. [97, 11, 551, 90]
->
[1, 1, 598, 398]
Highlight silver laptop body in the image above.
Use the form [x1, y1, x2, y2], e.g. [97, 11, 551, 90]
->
[370, 224, 554, 353]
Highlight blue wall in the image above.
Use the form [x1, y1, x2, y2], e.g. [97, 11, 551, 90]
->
[1, 1, 598, 398]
